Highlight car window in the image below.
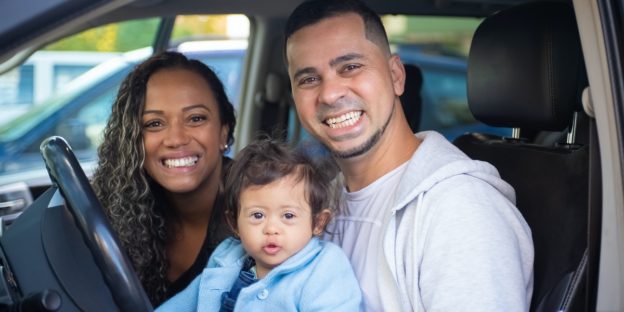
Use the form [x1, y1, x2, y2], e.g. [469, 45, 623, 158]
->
[0, 15, 249, 176]
[420, 66, 474, 129]
[287, 14, 510, 147]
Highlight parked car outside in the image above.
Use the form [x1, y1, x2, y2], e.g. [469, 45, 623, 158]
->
[0, 41, 246, 185]
[0, 41, 503, 189]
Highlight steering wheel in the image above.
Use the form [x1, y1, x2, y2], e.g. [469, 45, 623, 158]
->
[40, 136, 153, 311]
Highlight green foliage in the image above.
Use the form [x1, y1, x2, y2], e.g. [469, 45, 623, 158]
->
[384, 15, 483, 57]
[45, 18, 160, 52]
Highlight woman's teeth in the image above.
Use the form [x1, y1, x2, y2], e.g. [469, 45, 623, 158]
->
[326, 111, 362, 129]
[164, 156, 198, 168]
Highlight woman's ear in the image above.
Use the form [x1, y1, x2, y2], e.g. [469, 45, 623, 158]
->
[220, 125, 230, 152]
[313, 209, 332, 236]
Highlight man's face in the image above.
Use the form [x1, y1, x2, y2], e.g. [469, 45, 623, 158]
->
[286, 13, 404, 159]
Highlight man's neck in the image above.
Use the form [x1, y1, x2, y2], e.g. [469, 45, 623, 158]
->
[338, 121, 420, 192]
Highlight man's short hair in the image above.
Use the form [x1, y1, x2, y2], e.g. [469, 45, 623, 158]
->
[284, 0, 391, 63]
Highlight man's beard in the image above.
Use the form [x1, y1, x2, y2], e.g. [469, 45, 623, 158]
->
[330, 105, 394, 159]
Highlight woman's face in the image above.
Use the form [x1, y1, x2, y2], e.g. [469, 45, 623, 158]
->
[142, 68, 229, 194]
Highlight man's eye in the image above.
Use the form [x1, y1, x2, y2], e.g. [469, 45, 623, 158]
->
[299, 76, 319, 86]
[344, 64, 361, 72]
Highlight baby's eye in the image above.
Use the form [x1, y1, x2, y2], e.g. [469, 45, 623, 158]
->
[252, 212, 264, 220]
[283, 212, 295, 220]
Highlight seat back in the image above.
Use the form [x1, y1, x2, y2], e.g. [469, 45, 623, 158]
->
[453, 2, 589, 311]
[400, 63, 424, 133]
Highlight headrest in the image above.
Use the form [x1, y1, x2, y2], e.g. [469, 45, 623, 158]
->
[468, 1, 586, 131]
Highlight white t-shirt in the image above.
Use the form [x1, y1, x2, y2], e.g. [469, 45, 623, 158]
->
[325, 162, 408, 312]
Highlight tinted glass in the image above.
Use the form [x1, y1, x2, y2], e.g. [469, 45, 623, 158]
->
[0, 15, 249, 176]
[287, 15, 510, 148]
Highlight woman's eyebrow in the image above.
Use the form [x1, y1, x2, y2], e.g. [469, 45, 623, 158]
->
[142, 109, 163, 116]
[182, 103, 212, 113]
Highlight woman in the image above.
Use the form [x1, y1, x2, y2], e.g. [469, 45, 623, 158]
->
[92, 51, 237, 306]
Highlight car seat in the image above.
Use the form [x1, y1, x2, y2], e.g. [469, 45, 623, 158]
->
[453, 1, 596, 311]
[400, 63, 424, 133]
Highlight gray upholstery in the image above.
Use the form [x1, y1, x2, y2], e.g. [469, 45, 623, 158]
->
[454, 2, 590, 311]
[400, 63, 424, 133]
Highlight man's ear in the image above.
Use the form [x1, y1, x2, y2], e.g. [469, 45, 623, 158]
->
[389, 54, 406, 97]
[313, 209, 332, 236]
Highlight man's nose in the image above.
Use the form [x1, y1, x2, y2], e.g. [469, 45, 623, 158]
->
[318, 76, 348, 106]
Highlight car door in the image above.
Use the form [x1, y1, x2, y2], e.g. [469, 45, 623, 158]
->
[0, 13, 250, 222]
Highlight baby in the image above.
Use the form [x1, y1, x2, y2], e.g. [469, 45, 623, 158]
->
[157, 138, 361, 311]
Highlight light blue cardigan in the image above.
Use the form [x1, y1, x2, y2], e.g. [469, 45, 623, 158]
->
[156, 236, 362, 312]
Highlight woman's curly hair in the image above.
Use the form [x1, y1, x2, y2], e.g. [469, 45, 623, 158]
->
[91, 51, 236, 305]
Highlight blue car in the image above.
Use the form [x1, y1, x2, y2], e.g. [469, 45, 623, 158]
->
[397, 46, 511, 139]
[0, 45, 246, 181]
[0, 43, 507, 185]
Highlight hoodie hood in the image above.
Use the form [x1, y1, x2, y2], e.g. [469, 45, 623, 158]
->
[392, 131, 516, 212]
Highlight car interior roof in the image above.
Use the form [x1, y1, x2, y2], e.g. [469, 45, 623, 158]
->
[0, 0, 555, 64]
[107, 0, 529, 17]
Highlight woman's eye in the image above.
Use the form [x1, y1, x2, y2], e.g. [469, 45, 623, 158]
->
[143, 120, 162, 128]
[189, 115, 207, 123]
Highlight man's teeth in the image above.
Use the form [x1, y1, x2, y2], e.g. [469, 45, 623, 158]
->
[326, 111, 362, 129]
[164, 156, 198, 168]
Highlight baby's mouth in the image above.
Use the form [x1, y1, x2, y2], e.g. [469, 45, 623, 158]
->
[263, 243, 281, 255]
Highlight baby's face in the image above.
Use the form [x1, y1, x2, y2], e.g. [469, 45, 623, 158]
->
[237, 174, 317, 279]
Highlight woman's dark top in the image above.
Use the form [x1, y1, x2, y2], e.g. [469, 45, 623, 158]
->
[164, 157, 233, 299]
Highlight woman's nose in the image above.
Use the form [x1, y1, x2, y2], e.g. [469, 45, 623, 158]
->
[163, 122, 191, 147]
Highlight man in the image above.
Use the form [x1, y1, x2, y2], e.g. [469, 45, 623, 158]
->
[284, 0, 534, 311]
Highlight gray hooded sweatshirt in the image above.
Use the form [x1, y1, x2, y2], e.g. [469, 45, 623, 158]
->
[327, 131, 534, 311]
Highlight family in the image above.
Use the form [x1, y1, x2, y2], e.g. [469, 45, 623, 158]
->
[92, 0, 534, 311]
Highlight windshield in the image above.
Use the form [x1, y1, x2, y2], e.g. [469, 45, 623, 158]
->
[0, 16, 248, 180]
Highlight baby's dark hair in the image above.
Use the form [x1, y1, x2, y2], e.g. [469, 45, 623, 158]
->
[223, 137, 333, 230]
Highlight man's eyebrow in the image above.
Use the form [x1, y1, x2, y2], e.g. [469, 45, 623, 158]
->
[329, 53, 364, 68]
[293, 67, 317, 81]
[292, 53, 365, 81]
